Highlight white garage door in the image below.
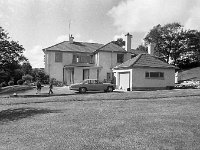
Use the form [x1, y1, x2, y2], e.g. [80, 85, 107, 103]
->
[119, 72, 130, 90]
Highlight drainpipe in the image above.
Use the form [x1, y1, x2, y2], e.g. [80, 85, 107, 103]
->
[63, 67, 65, 84]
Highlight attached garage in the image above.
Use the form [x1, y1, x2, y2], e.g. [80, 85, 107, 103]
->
[119, 72, 130, 90]
[113, 54, 176, 91]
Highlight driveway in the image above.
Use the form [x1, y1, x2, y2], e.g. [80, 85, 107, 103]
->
[0, 86, 75, 97]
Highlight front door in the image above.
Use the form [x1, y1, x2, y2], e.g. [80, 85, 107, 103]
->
[83, 69, 89, 80]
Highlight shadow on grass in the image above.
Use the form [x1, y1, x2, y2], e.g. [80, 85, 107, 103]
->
[0, 107, 59, 124]
[74, 90, 125, 94]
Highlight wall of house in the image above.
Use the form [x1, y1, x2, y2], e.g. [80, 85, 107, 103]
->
[132, 68, 175, 89]
[45, 51, 73, 82]
[74, 68, 83, 83]
[97, 51, 131, 82]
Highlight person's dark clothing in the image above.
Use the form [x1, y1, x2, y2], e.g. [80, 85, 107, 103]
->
[36, 81, 42, 94]
[48, 83, 53, 94]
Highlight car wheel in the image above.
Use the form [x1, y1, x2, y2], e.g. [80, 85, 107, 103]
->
[79, 87, 86, 93]
[107, 86, 113, 92]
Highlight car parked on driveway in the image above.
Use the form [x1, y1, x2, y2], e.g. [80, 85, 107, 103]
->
[69, 79, 116, 93]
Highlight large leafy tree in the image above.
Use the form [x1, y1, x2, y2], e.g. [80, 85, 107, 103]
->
[144, 23, 200, 70]
[0, 27, 27, 83]
[144, 23, 186, 65]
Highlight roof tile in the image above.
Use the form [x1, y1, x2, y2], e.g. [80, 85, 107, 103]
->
[114, 54, 175, 69]
[43, 41, 104, 53]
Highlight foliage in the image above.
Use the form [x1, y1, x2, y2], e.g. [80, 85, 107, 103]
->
[21, 61, 32, 75]
[111, 38, 125, 47]
[13, 69, 24, 84]
[144, 23, 200, 69]
[144, 23, 185, 65]
[8, 81, 14, 86]
[50, 78, 63, 86]
[22, 74, 33, 82]
[135, 44, 148, 52]
[17, 79, 24, 85]
[0, 81, 7, 87]
[31, 68, 49, 84]
[0, 26, 28, 85]
[0, 70, 10, 84]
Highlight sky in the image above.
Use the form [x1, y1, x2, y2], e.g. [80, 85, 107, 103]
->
[0, 0, 200, 68]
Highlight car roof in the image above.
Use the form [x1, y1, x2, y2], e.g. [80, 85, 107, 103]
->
[84, 79, 98, 81]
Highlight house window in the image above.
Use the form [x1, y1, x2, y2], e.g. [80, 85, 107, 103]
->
[72, 54, 94, 64]
[117, 54, 124, 63]
[145, 72, 164, 79]
[107, 73, 111, 81]
[55, 52, 63, 62]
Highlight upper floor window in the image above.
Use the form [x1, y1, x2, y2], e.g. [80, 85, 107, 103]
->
[55, 52, 63, 62]
[73, 54, 94, 64]
[117, 54, 124, 63]
[145, 72, 164, 79]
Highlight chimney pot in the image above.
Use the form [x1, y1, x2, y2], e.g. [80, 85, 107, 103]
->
[69, 34, 74, 43]
[125, 33, 132, 51]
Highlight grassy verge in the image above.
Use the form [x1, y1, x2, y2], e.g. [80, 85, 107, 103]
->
[0, 89, 200, 149]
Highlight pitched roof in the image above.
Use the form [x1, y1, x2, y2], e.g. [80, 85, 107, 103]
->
[95, 42, 127, 53]
[129, 49, 147, 55]
[114, 53, 176, 69]
[43, 41, 104, 53]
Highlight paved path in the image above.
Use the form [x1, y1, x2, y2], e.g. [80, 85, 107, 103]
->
[0, 86, 76, 97]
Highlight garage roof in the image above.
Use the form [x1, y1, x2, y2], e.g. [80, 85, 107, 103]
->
[114, 53, 176, 69]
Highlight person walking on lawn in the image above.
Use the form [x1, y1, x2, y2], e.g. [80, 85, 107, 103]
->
[48, 81, 53, 94]
[36, 81, 42, 94]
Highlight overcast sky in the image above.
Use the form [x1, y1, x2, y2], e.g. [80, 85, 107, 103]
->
[1, 0, 200, 68]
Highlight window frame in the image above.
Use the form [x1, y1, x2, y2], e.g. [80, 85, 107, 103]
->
[117, 53, 124, 63]
[55, 52, 63, 63]
[145, 71, 164, 79]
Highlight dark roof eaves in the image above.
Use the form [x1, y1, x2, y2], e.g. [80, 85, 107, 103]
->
[44, 50, 93, 54]
[114, 65, 176, 70]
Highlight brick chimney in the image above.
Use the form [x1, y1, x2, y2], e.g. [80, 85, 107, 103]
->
[69, 34, 74, 44]
[148, 43, 156, 55]
[125, 33, 132, 51]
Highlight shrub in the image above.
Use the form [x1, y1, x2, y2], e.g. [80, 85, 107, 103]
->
[22, 74, 33, 82]
[17, 79, 24, 85]
[8, 81, 14, 86]
[49, 78, 63, 87]
[1, 81, 7, 87]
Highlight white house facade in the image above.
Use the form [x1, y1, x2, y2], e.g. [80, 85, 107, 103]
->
[43, 34, 133, 85]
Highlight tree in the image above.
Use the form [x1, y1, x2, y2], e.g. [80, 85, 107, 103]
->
[0, 26, 28, 84]
[144, 23, 186, 65]
[21, 61, 32, 75]
[31, 68, 49, 84]
[176, 29, 200, 69]
[112, 38, 125, 47]
[135, 44, 148, 53]
[22, 74, 33, 83]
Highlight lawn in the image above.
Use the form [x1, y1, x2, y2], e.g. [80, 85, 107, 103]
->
[0, 89, 200, 149]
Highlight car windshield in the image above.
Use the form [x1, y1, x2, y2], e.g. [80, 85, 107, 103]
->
[80, 79, 102, 84]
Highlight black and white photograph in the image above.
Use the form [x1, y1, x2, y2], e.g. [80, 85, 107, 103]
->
[0, 0, 200, 149]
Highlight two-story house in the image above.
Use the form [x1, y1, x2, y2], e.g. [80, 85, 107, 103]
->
[43, 34, 133, 85]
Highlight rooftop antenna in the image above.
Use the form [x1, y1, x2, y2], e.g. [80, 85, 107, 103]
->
[69, 20, 71, 40]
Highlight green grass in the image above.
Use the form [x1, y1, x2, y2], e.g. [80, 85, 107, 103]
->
[0, 89, 200, 149]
